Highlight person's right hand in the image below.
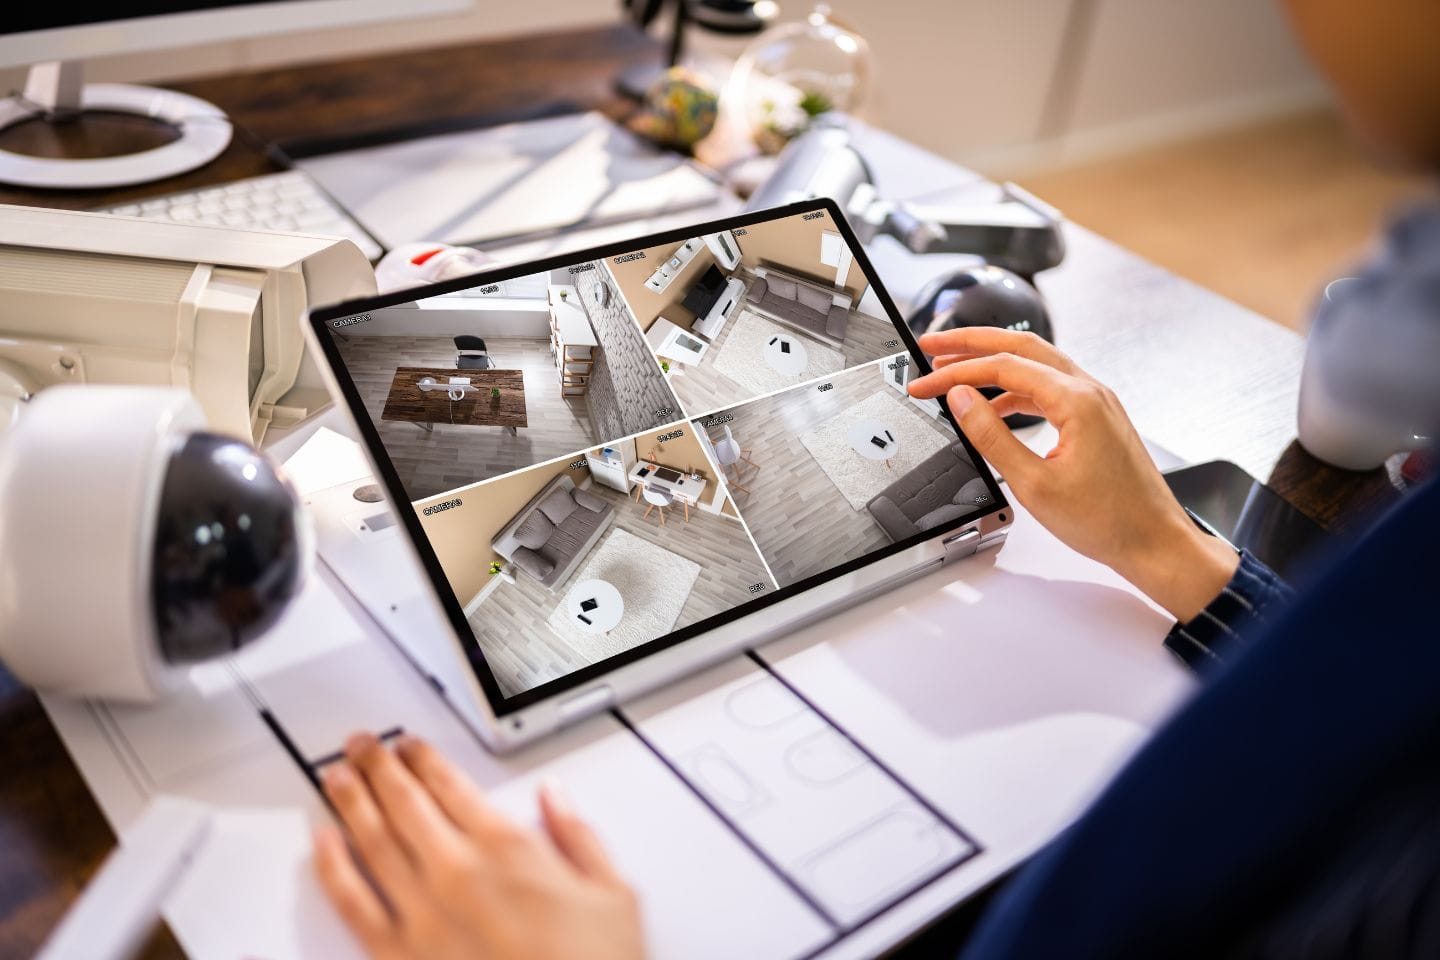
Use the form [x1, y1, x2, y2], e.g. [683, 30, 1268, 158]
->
[908, 328, 1237, 623]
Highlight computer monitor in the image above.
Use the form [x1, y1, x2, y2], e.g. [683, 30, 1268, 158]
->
[0, 205, 378, 443]
[0, 1, 471, 190]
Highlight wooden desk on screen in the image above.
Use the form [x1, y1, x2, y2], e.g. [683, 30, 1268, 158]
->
[0, 21, 1405, 960]
[381, 367, 526, 433]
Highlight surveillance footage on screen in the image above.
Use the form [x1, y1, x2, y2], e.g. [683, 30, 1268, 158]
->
[322, 206, 994, 699]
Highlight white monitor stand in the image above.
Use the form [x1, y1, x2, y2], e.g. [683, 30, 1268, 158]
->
[0, 61, 232, 189]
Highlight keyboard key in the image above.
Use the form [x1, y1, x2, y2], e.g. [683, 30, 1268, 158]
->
[295, 207, 336, 227]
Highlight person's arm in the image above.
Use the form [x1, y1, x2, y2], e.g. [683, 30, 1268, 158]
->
[1163, 549, 1295, 670]
[907, 327, 1243, 624]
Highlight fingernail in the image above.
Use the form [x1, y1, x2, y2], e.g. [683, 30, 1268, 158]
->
[542, 779, 573, 817]
[344, 732, 376, 757]
[394, 734, 421, 756]
[950, 387, 974, 416]
[321, 763, 351, 791]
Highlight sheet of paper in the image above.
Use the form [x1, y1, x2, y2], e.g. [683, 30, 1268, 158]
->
[298, 111, 726, 250]
[618, 497, 1193, 957]
[271, 421, 374, 496]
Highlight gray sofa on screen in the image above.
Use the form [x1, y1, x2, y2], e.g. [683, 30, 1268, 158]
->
[745, 265, 853, 345]
[865, 441, 994, 542]
[492, 475, 614, 590]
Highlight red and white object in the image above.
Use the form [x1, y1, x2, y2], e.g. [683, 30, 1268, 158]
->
[374, 242, 493, 294]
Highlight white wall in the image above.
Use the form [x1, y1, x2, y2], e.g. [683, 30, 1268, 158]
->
[345, 301, 549, 338]
[1, 1, 1324, 176]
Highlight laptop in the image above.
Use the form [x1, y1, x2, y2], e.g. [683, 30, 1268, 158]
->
[305, 198, 1012, 752]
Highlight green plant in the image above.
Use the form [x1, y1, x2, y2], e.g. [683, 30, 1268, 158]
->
[488, 561, 503, 576]
[660, 360, 671, 373]
[490, 386, 501, 399]
[798, 90, 833, 118]
[559, 290, 568, 300]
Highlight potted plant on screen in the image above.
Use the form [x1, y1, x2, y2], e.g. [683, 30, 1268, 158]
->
[489, 561, 503, 577]
[559, 290, 569, 302]
[490, 386, 501, 400]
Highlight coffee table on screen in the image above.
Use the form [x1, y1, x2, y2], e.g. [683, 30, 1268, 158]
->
[762, 332, 808, 377]
[565, 579, 624, 634]
[847, 417, 900, 469]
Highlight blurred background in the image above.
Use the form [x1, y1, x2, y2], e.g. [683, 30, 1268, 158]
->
[4, 0, 1428, 332]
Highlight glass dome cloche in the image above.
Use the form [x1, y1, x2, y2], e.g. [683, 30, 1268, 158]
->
[727, 4, 873, 155]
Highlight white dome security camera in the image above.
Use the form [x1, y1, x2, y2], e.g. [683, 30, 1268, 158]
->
[0, 385, 312, 702]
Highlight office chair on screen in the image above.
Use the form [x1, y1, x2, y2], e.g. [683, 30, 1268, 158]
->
[455, 336, 492, 370]
[642, 485, 672, 527]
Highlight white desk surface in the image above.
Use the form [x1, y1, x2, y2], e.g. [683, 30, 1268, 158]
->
[548, 284, 596, 346]
[629, 461, 708, 505]
[40, 119, 1305, 959]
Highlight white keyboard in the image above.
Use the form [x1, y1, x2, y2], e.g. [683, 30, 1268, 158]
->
[96, 169, 384, 261]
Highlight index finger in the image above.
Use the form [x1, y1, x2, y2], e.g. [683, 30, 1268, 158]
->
[918, 328, 1079, 376]
[907, 354, 1076, 415]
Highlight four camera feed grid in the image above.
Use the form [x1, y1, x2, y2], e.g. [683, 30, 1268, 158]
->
[327, 207, 989, 697]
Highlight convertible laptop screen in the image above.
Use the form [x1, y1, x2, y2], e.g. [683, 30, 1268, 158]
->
[312, 203, 1002, 712]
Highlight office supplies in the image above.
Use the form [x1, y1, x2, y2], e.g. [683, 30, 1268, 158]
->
[0, 386, 308, 702]
[96, 170, 384, 262]
[0, 0, 469, 188]
[0, 205, 376, 444]
[305, 198, 1013, 751]
[0, 31, 1336, 960]
[31, 110, 1298, 958]
[294, 111, 725, 251]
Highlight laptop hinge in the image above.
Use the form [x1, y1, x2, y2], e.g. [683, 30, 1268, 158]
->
[940, 528, 982, 565]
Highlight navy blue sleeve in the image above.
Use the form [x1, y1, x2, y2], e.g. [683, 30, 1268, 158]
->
[957, 478, 1440, 960]
[1162, 550, 1294, 671]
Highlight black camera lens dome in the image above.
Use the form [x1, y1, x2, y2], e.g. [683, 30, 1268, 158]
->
[150, 433, 305, 664]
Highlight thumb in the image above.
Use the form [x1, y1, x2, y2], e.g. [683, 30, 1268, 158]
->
[949, 386, 1041, 488]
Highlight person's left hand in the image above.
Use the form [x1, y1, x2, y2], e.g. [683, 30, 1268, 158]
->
[313, 732, 645, 960]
